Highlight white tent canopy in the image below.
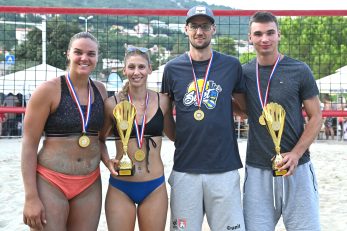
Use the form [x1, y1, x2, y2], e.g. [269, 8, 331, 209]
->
[147, 64, 165, 92]
[316, 65, 347, 93]
[105, 72, 124, 93]
[0, 64, 65, 95]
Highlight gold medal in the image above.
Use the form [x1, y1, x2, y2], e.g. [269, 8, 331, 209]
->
[194, 109, 204, 121]
[78, 134, 90, 148]
[259, 115, 266, 125]
[272, 121, 281, 131]
[134, 149, 145, 162]
[119, 120, 129, 131]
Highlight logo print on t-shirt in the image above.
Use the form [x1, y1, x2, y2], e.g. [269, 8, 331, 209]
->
[183, 79, 222, 109]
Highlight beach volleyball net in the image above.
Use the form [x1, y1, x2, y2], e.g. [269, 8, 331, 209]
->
[0, 6, 347, 137]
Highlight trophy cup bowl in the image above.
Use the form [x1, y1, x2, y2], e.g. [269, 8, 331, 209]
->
[262, 102, 288, 177]
[113, 101, 137, 176]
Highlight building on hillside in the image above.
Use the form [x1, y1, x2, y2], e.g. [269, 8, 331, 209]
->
[134, 23, 153, 36]
[168, 23, 185, 33]
[102, 58, 124, 71]
[150, 20, 168, 29]
[16, 28, 32, 44]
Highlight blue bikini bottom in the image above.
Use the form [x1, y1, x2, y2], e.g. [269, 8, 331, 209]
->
[109, 175, 165, 204]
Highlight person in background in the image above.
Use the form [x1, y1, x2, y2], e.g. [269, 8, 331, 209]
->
[0, 109, 5, 136]
[323, 99, 335, 140]
[242, 11, 322, 231]
[1, 93, 20, 136]
[21, 32, 107, 230]
[343, 117, 347, 141]
[0, 93, 3, 136]
[161, 5, 246, 231]
[99, 46, 175, 231]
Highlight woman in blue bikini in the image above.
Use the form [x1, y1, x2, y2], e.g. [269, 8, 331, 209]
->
[99, 46, 175, 231]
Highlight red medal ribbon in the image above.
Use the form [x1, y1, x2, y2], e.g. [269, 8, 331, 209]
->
[65, 72, 92, 134]
[187, 50, 214, 109]
[256, 55, 281, 109]
[128, 92, 149, 149]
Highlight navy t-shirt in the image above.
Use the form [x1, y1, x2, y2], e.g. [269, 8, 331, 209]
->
[161, 51, 245, 173]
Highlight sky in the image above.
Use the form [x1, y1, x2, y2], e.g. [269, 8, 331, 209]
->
[198, 0, 347, 10]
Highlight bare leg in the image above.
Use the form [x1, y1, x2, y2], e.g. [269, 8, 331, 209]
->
[67, 178, 102, 231]
[137, 184, 168, 231]
[330, 128, 335, 140]
[325, 127, 329, 139]
[105, 185, 137, 231]
[36, 175, 69, 231]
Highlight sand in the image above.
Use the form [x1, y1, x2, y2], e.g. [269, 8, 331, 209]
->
[0, 138, 346, 231]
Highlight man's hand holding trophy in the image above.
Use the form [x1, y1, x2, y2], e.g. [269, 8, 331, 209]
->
[259, 102, 288, 176]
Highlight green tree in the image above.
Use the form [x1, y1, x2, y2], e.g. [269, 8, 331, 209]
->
[213, 36, 237, 56]
[239, 52, 256, 64]
[171, 34, 189, 57]
[46, 18, 81, 69]
[279, 16, 347, 79]
[0, 24, 16, 52]
[15, 26, 42, 69]
[16, 17, 81, 70]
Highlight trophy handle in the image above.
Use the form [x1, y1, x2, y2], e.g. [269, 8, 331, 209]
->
[123, 144, 128, 154]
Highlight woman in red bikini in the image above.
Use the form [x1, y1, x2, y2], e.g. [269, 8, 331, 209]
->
[21, 32, 108, 230]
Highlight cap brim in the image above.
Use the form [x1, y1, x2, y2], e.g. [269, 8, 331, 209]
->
[186, 15, 215, 24]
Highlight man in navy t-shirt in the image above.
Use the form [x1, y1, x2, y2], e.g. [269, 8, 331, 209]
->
[161, 5, 246, 231]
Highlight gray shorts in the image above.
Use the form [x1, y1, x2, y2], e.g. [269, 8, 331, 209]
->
[243, 162, 320, 231]
[168, 170, 245, 231]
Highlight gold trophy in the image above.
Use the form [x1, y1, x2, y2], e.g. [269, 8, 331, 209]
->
[113, 101, 136, 176]
[260, 102, 288, 177]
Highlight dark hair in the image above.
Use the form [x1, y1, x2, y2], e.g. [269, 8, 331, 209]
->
[68, 32, 99, 51]
[249, 11, 279, 31]
[118, 47, 151, 101]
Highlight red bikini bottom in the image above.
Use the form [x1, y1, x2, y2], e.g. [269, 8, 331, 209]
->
[37, 164, 100, 200]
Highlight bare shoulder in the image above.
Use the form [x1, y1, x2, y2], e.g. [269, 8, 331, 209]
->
[30, 77, 60, 104]
[158, 92, 170, 104]
[92, 79, 108, 100]
[25, 77, 61, 120]
[105, 94, 117, 107]
[157, 91, 171, 114]
[106, 94, 122, 115]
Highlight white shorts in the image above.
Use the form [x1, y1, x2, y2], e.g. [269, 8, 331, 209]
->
[243, 162, 320, 231]
[169, 170, 245, 231]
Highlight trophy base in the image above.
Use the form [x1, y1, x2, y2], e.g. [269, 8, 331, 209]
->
[272, 169, 288, 177]
[117, 166, 135, 176]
